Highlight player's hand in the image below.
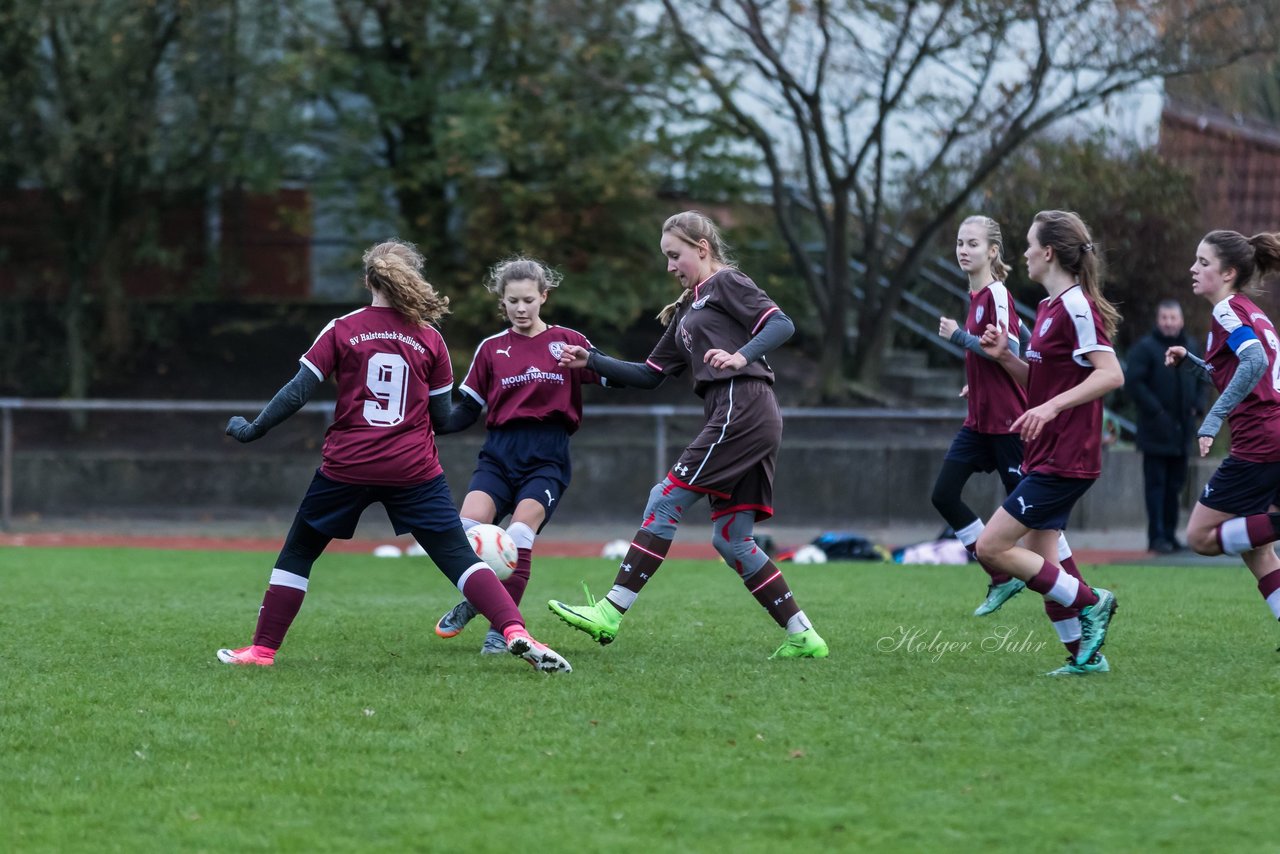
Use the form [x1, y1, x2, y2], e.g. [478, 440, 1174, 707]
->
[979, 323, 1008, 360]
[557, 344, 590, 369]
[959, 384, 969, 399]
[1010, 401, 1060, 442]
[938, 317, 959, 339]
[704, 349, 747, 371]
[225, 416, 263, 443]
[1198, 435, 1213, 457]
[1165, 346, 1187, 368]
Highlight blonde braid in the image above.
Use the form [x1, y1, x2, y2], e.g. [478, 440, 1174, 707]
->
[363, 240, 450, 326]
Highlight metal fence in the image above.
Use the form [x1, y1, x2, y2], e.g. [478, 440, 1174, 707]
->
[0, 397, 982, 530]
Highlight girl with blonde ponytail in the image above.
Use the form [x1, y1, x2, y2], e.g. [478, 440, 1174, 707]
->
[931, 216, 1084, 654]
[215, 239, 572, 674]
[547, 210, 830, 660]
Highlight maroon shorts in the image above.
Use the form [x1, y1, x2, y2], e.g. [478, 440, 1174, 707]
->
[668, 377, 781, 521]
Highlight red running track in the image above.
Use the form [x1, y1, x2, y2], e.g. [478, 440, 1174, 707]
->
[0, 531, 1144, 564]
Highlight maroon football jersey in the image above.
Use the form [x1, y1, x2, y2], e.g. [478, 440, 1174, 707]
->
[1021, 286, 1114, 479]
[645, 268, 780, 397]
[300, 306, 453, 486]
[964, 281, 1027, 433]
[1205, 294, 1280, 462]
[458, 325, 601, 434]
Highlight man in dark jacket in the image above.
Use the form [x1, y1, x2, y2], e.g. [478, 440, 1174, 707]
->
[1125, 300, 1206, 553]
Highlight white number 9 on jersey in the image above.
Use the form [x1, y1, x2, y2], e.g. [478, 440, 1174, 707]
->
[363, 352, 409, 426]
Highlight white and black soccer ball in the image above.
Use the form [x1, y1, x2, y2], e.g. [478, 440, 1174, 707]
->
[468, 523, 518, 580]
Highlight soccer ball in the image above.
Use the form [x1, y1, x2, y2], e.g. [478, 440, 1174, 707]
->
[792, 545, 828, 565]
[601, 538, 630, 560]
[468, 523, 518, 580]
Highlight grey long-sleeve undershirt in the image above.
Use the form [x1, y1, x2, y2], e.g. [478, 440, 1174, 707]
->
[737, 312, 795, 364]
[948, 322, 1029, 360]
[225, 365, 464, 441]
[585, 350, 665, 389]
[431, 394, 482, 435]
[225, 366, 321, 442]
[587, 311, 795, 389]
[1180, 345, 1269, 439]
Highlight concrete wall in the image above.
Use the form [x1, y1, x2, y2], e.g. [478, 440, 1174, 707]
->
[12, 438, 1213, 532]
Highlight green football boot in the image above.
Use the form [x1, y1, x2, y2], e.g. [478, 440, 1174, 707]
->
[547, 587, 623, 646]
[973, 578, 1026, 616]
[769, 628, 830, 660]
[1045, 652, 1110, 676]
[1075, 588, 1117, 665]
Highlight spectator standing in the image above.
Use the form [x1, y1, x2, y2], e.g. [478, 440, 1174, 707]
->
[1125, 300, 1205, 553]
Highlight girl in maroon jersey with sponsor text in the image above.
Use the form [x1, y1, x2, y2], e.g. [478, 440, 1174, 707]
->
[976, 210, 1123, 676]
[547, 210, 829, 660]
[431, 257, 604, 655]
[1164, 230, 1280, 636]
[215, 240, 571, 673]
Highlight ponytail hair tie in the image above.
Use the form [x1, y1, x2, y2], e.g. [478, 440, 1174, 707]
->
[1081, 242, 1094, 253]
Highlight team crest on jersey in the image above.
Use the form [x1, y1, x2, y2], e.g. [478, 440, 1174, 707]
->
[548, 341, 565, 361]
[691, 295, 711, 310]
[975, 305, 984, 324]
[1040, 317, 1053, 336]
[678, 318, 693, 352]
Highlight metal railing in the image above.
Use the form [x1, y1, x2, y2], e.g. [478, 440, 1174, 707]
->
[0, 397, 974, 530]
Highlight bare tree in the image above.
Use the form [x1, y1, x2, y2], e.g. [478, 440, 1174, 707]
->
[0, 1, 289, 403]
[659, 0, 1279, 400]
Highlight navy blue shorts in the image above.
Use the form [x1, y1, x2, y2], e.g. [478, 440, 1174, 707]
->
[1199, 456, 1280, 516]
[468, 422, 571, 529]
[299, 470, 462, 539]
[944, 426, 1025, 493]
[1001, 472, 1095, 531]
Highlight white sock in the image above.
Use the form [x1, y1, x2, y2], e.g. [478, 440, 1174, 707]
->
[269, 568, 309, 591]
[1219, 518, 1253, 556]
[1265, 589, 1280, 620]
[506, 521, 536, 551]
[606, 585, 636, 612]
[955, 519, 984, 548]
[1051, 617, 1081, 644]
[786, 611, 813, 634]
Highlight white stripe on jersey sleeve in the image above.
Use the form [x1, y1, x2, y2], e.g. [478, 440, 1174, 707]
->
[988, 282, 1011, 332]
[429, 384, 454, 396]
[1061, 287, 1114, 367]
[458, 330, 508, 405]
[1210, 296, 1262, 354]
[1212, 296, 1243, 332]
[459, 383, 485, 405]
[299, 310, 365, 379]
[299, 356, 325, 381]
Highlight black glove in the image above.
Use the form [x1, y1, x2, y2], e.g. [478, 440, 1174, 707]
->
[225, 416, 265, 443]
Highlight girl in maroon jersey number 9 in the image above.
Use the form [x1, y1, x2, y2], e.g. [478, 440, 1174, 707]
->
[215, 240, 571, 673]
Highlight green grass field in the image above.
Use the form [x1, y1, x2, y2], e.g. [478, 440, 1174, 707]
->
[2, 547, 1277, 852]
